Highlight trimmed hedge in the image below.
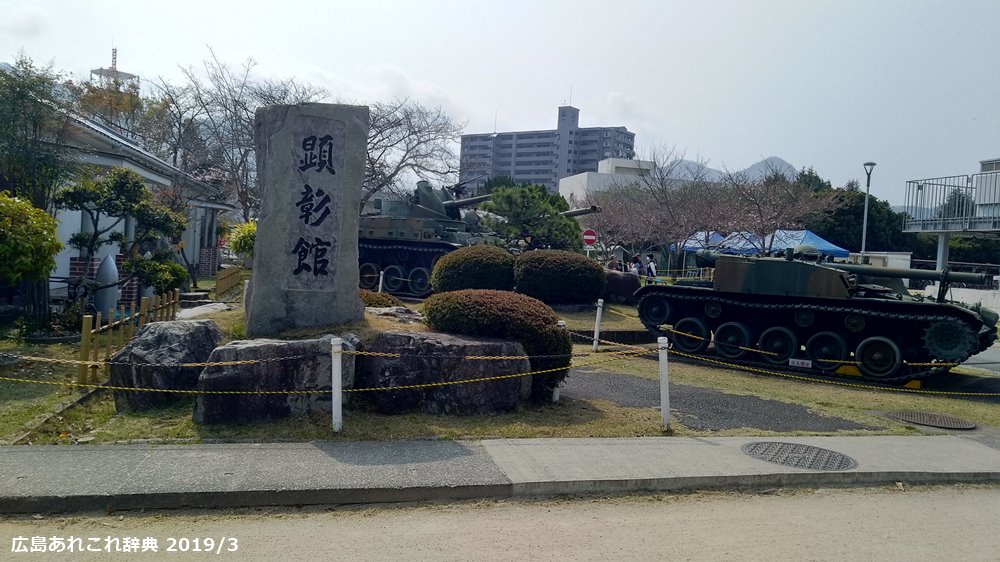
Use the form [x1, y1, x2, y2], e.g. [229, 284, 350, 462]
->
[359, 289, 404, 308]
[423, 289, 572, 402]
[430, 245, 515, 293]
[514, 250, 606, 304]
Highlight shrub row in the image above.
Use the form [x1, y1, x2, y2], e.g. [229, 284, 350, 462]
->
[429, 246, 606, 305]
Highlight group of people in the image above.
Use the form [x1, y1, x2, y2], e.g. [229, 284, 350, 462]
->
[605, 254, 657, 278]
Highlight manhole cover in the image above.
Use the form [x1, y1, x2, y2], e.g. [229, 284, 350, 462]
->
[742, 442, 857, 471]
[886, 411, 976, 430]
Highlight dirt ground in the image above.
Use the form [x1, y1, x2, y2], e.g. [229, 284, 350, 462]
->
[3, 485, 999, 560]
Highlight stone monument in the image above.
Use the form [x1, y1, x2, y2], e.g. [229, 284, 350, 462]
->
[246, 104, 369, 337]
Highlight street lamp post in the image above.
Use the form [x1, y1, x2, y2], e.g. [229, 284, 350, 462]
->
[860, 161, 877, 261]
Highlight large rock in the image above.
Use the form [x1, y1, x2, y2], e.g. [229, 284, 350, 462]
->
[245, 103, 369, 337]
[355, 331, 531, 415]
[109, 320, 223, 412]
[192, 333, 361, 425]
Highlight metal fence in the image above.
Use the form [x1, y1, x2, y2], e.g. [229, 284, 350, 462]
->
[903, 171, 1000, 232]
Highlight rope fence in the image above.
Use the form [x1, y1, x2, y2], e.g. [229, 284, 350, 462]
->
[3, 297, 999, 439]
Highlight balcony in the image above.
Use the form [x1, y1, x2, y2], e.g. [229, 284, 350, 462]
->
[902, 171, 1000, 233]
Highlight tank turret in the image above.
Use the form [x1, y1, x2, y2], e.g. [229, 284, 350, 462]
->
[637, 250, 998, 383]
[358, 180, 495, 297]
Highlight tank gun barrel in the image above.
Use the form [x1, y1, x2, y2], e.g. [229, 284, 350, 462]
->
[692, 250, 991, 285]
[833, 263, 991, 285]
[441, 193, 493, 209]
[561, 205, 602, 218]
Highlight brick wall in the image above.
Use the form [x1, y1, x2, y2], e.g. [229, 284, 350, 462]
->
[198, 247, 221, 277]
[69, 255, 137, 309]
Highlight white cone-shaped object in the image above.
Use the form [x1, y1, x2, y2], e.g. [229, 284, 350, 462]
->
[93, 254, 119, 317]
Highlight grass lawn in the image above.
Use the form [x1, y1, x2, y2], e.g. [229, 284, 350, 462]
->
[8, 300, 999, 445]
[0, 329, 86, 444]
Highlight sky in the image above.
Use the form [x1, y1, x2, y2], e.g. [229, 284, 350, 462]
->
[2, 0, 998, 204]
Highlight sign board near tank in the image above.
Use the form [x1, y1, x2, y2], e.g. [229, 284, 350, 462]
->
[582, 229, 598, 245]
[246, 103, 369, 337]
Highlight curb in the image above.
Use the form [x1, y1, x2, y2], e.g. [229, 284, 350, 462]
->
[4, 471, 999, 514]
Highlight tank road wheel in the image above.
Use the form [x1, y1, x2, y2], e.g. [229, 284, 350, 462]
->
[407, 267, 432, 297]
[844, 314, 866, 333]
[794, 309, 815, 328]
[359, 263, 380, 290]
[758, 327, 798, 365]
[713, 322, 751, 359]
[704, 301, 722, 319]
[855, 337, 902, 378]
[671, 317, 709, 354]
[806, 331, 848, 371]
[638, 295, 671, 326]
[381, 265, 406, 293]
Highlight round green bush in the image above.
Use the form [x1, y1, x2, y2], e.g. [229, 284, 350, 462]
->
[423, 289, 572, 402]
[359, 289, 404, 308]
[514, 250, 606, 304]
[430, 245, 515, 293]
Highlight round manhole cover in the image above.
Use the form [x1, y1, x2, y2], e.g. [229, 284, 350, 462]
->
[742, 442, 857, 471]
[886, 411, 976, 430]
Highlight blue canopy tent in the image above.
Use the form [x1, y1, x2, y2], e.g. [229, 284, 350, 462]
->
[715, 229, 849, 257]
[717, 231, 763, 255]
[765, 229, 849, 258]
[680, 231, 725, 252]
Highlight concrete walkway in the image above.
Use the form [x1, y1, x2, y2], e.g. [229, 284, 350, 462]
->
[3, 435, 1000, 514]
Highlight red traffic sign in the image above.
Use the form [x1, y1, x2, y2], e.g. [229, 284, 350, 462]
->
[582, 229, 598, 245]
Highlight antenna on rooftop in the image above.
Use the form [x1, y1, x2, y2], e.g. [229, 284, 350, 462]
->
[493, 110, 497, 133]
[569, 84, 572, 105]
[90, 47, 139, 87]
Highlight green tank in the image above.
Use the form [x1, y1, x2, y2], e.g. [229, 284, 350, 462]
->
[358, 180, 602, 297]
[636, 248, 998, 383]
[358, 180, 496, 297]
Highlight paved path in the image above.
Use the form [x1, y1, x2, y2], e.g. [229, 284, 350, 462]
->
[3, 435, 1000, 514]
[564, 367, 876, 431]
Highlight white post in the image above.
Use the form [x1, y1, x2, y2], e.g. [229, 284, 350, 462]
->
[331, 336, 343, 432]
[658, 336, 670, 430]
[377, 270, 385, 293]
[554, 321, 567, 403]
[592, 298, 604, 352]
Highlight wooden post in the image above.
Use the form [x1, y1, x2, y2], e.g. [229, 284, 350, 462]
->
[126, 302, 136, 341]
[78, 315, 92, 385]
[138, 297, 149, 329]
[91, 311, 102, 383]
[172, 288, 180, 320]
[103, 308, 112, 377]
[118, 305, 126, 349]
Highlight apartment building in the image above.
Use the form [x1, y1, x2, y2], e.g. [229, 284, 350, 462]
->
[459, 106, 635, 193]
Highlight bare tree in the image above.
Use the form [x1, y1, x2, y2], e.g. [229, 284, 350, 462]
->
[143, 78, 208, 172]
[182, 50, 326, 220]
[363, 99, 464, 208]
[722, 166, 835, 254]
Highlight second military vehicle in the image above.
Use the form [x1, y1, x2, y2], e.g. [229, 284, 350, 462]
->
[358, 180, 600, 297]
[636, 248, 998, 383]
[358, 180, 493, 297]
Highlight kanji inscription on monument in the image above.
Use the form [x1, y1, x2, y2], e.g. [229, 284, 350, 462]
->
[246, 104, 369, 337]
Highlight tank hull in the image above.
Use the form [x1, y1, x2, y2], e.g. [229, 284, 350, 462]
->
[636, 284, 997, 383]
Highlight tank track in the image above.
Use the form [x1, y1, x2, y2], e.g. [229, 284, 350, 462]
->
[358, 239, 457, 298]
[639, 288, 993, 385]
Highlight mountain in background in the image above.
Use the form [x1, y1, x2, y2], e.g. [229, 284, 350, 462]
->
[671, 156, 798, 182]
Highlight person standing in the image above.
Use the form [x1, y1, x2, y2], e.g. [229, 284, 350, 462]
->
[645, 254, 657, 284]
[606, 255, 621, 271]
[629, 255, 643, 277]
